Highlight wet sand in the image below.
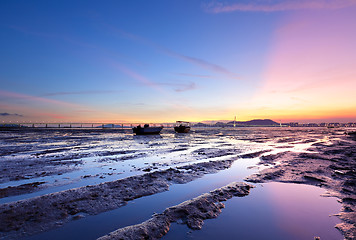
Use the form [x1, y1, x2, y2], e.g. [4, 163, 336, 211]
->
[0, 127, 354, 239]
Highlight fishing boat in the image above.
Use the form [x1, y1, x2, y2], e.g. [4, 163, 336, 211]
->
[132, 124, 163, 135]
[174, 121, 190, 133]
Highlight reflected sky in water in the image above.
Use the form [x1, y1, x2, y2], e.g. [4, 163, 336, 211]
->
[165, 183, 342, 240]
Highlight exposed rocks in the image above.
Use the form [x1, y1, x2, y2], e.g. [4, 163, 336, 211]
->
[97, 182, 253, 240]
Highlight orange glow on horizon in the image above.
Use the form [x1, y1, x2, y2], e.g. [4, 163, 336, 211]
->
[245, 7, 356, 122]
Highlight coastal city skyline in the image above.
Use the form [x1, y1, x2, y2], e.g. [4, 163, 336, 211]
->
[1, 0, 356, 123]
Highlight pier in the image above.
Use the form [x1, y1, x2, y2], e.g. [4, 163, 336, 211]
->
[0, 122, 175, 129]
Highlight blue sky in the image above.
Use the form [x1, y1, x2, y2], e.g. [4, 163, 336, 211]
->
[1, 0, 355, 123]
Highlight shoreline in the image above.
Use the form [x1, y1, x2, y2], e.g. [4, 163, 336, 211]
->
[0, 127, 354, 239]
[245, 136, 356, 239]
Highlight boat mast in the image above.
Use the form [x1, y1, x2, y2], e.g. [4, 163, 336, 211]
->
[233, 116, 236, 127]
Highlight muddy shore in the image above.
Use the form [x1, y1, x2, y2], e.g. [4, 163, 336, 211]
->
[245, 136, 356, 239]
[0, 127, 354, 239]
[0, 159, 236, 239]
[98, 182, 253, 240]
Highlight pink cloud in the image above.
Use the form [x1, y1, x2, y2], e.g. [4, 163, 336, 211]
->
[205, 0, 356, 13]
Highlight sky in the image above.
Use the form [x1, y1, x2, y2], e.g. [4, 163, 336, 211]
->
[1, 0, 356, 123]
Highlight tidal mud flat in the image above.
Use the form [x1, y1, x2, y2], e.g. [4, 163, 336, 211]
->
[0, 127, 354, 239]
[246, 133, 356, 239]
[98, 182, 253, 240]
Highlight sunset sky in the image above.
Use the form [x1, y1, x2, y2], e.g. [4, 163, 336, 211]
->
[1, 0, 356, 123]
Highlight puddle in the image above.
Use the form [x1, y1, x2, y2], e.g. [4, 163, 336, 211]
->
[164, 183, 342, 240]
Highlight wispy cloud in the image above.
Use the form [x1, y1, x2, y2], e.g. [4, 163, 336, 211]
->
[108, 61, 164, 92]
[0, 90, 83, 108]
[175, 73, 213, 79]
[175, 82, 196, 92]
[107, 26, 239, 79]
[110, 60, 197, 93]
[41, 90, 118, 97]
[0, 112, 23, 117]
[158, 82, 197, 92]
[163, 49, 239, 79]
[171, 54, 235, 77]
[204, 0, 356, 13]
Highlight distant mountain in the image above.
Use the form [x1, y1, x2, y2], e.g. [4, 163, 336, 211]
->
[193, 119, 279, 127]
[194, 122, 209, 127]
[227, 119, 279, 126]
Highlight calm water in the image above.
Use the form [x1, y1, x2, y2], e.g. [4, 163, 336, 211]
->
[29, 159, 342, 240]
[0, 127, 347, 239]
[164, 183, 342, 240]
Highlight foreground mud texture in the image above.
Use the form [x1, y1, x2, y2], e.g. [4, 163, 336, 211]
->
[98, 182, 253, 240]
[0, 160, 233, 239]
[245, 136, 356, 240]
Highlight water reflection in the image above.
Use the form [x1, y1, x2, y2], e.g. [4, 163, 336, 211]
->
[164, 183, 342, 240]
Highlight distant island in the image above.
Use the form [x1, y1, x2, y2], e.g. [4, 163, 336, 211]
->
[193, 119, 279, 127]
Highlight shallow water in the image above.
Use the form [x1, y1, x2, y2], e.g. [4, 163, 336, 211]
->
[27, 157, 261, 240]
[164, 183, 342, 240]
[28, 158, 342, 240]
[1, 129, 270, 203]
[0, 127, 348, 239]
